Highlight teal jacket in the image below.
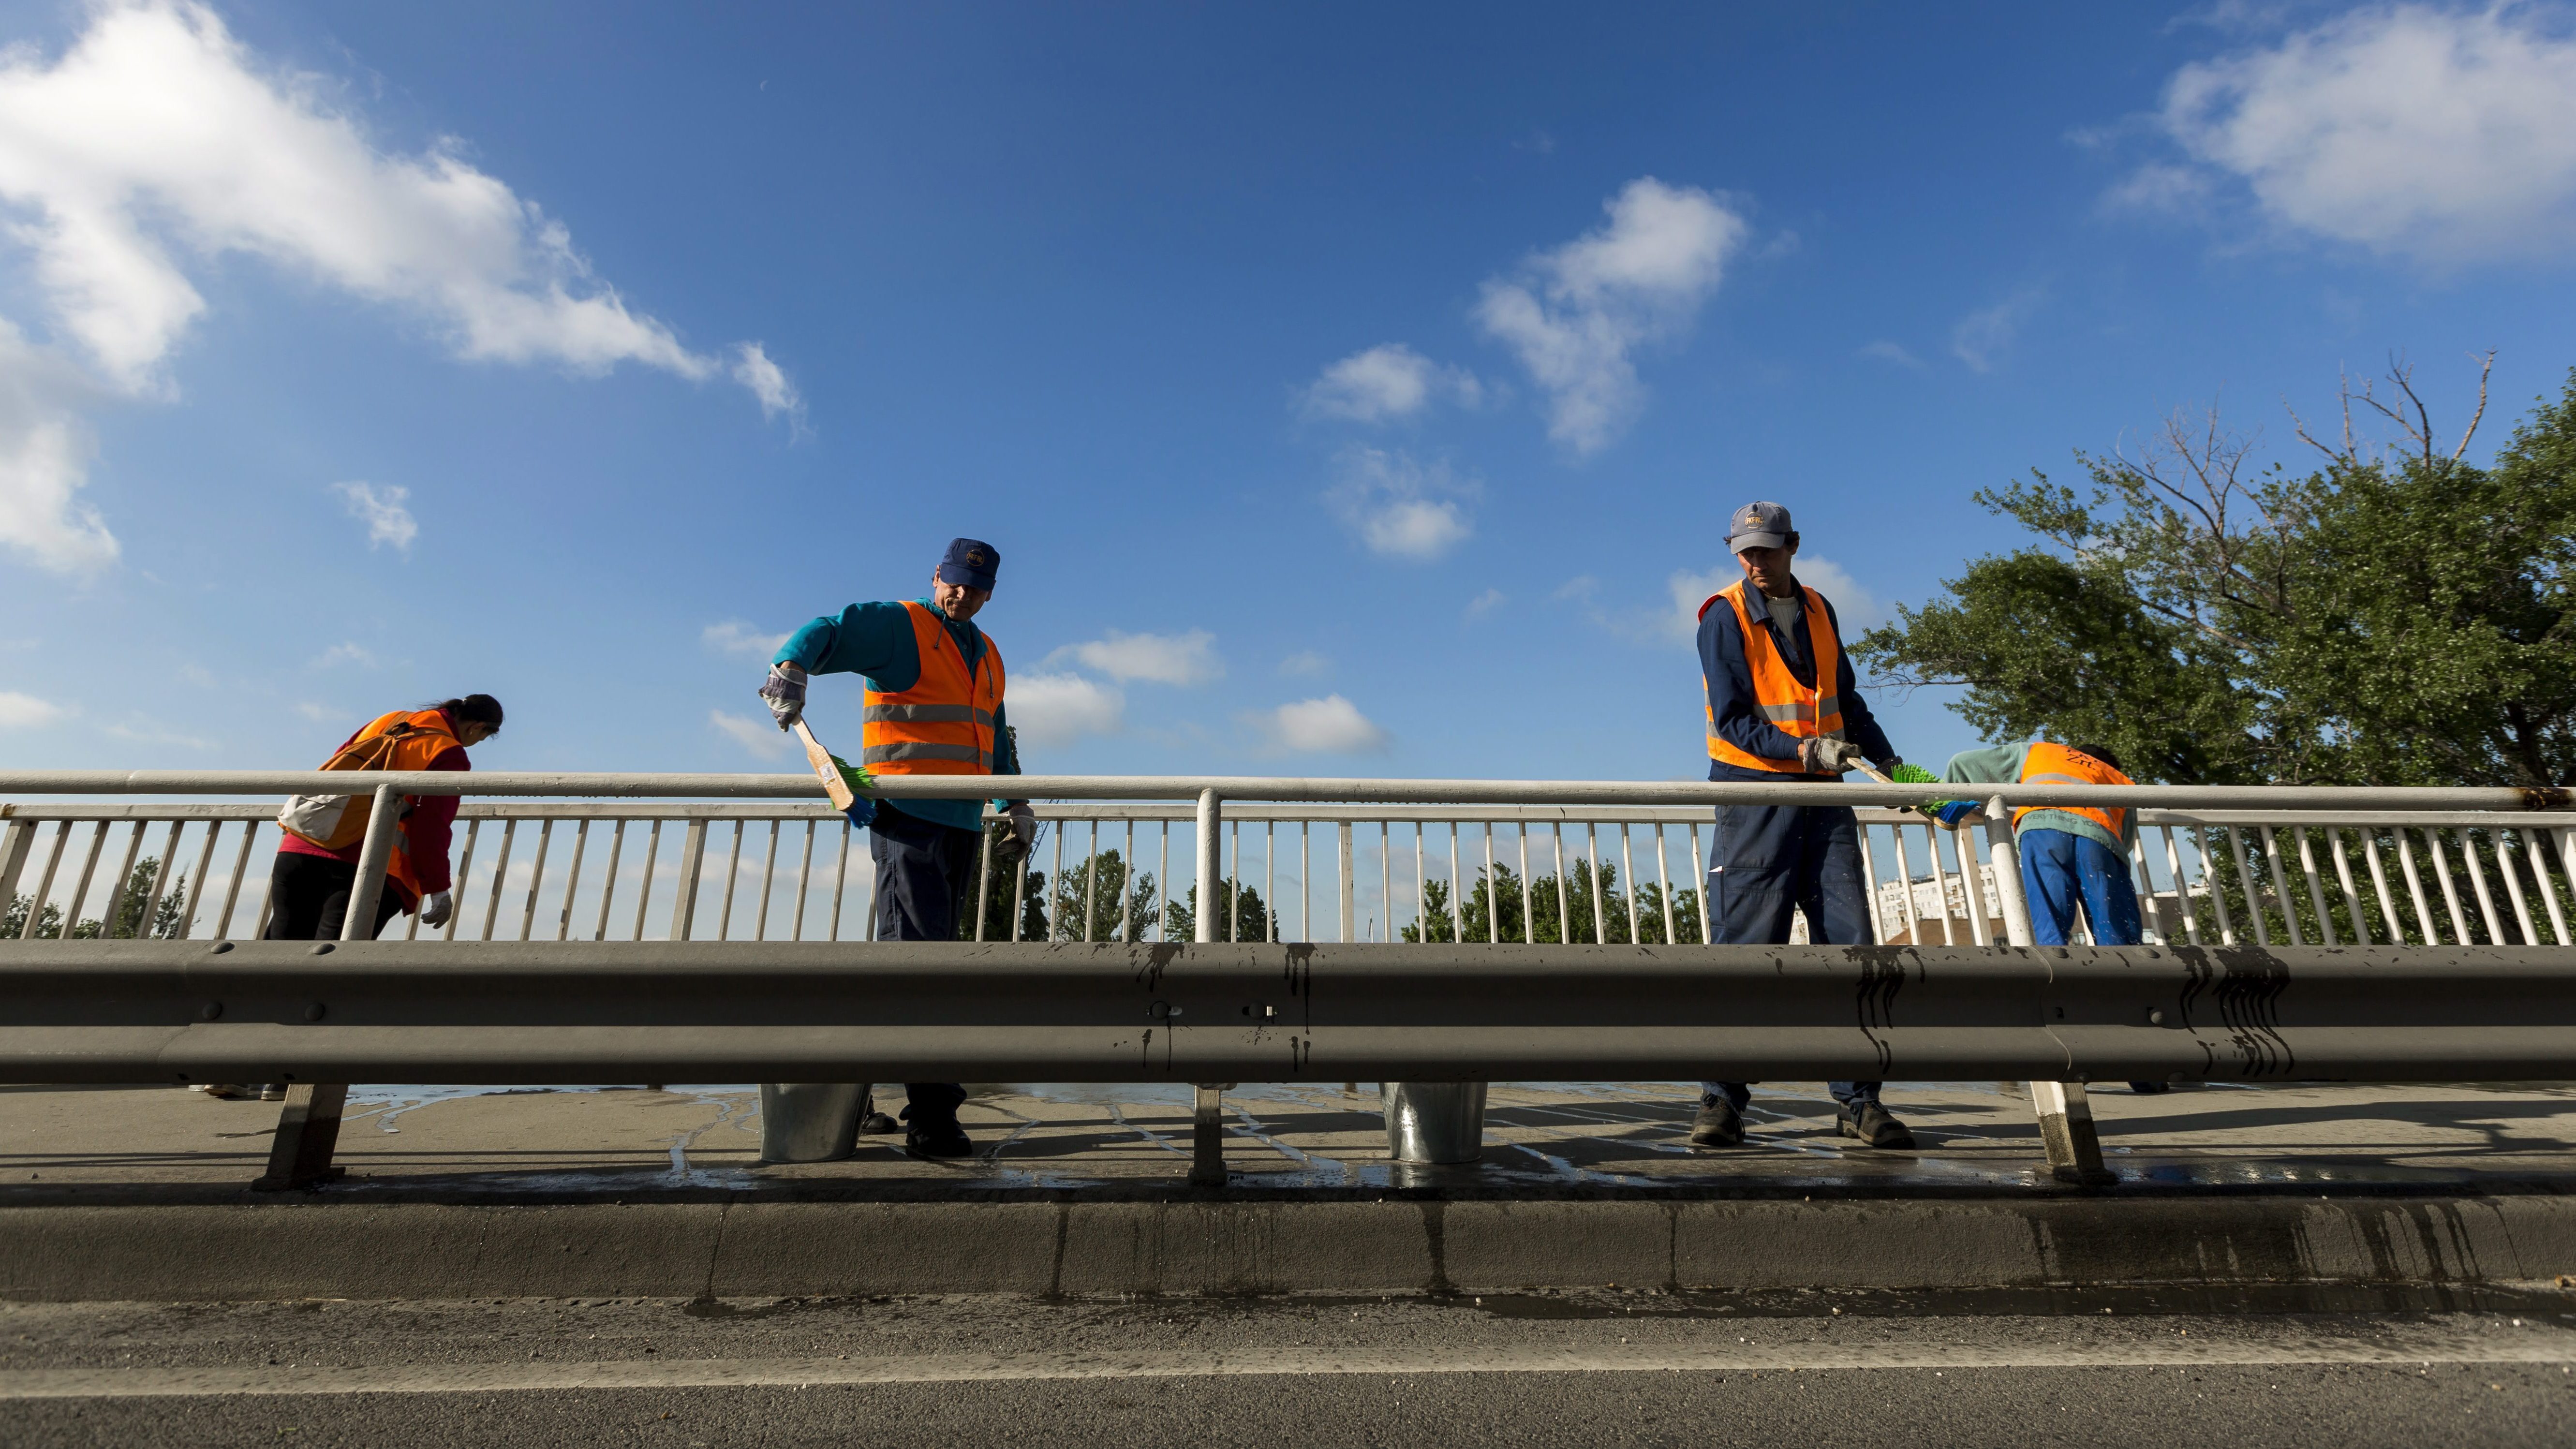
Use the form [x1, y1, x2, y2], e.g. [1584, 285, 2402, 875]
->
[776, 600, 1021, 835]
[1942, 742, 2133, 859]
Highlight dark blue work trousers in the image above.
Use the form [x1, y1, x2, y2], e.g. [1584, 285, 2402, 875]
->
[1698, 802, 1882, 1112]
[868, 803, 976, 1128]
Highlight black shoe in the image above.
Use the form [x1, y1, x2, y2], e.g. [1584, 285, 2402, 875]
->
[1688, 1097, 1746, 1148]
[905, 1121, 973, 1157]
[2127, 1081, 2173, 1094]
[1838, 1103, 1917, 1150]
[859, 1111, 900, 1134]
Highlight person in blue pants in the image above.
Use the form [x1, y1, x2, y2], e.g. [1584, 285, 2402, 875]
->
[1691, 501, 1919, 1151]
[1937, 739, 2169, 1094]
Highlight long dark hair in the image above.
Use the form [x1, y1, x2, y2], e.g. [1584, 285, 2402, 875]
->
[433, 694, 504, 731]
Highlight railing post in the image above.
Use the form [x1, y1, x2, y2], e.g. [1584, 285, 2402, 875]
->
[0, 817, 32, 914]
[1190, 789, 1227, 1186]
[673, 819, 709, 941]
[1989, 798, 2114, 1186]
[256, 784, 400, 1192]
[341, 785, 402, 942]
[1194, 789, 1220, 945]
[1338, 820, 1355, 943]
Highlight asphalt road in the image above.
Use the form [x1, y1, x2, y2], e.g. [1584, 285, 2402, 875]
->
[6, 1289, 2576, 1448]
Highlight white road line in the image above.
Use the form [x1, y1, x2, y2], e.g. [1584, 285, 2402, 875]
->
[5, 1336, 2572, 1400]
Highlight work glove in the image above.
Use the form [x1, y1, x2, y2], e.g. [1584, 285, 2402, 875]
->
[1798, 736, 1864, 774]
[1932, 800, 1985, 831]
[1007, 801, 1037, 854]
[758, 662, 807, 730]
[418, 891, 453, 928]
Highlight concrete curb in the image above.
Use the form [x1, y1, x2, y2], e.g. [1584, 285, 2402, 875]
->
[8, 1193, 2576, 1302]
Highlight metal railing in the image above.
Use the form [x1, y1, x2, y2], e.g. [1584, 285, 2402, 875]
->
[5, 769, 2571, 1191]
[6, 790, 2571, 953]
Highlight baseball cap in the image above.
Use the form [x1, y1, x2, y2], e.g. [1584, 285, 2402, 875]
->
[936, 537, 1000, 591]
[1726, 501, 1794, 551]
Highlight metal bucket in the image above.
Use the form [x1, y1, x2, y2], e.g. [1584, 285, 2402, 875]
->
[1380, 1081, 1488, 1164]
[758, 1082, 873, 1163]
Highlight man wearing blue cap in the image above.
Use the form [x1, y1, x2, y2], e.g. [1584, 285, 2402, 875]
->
[758, 538, 1035, 1157]
[1691, 501, 1917, 1152]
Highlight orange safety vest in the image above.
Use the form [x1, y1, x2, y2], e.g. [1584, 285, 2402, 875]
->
[2012, 741, 2130, 840]
[1699, 579, 1845, 775]
[861, 601, 1006, 776]
[281, 709, 460, 906]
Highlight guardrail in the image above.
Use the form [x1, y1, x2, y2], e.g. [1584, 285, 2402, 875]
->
[5, 770, 2573, 1192]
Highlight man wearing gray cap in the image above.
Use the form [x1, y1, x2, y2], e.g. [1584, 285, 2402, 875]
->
[1690, 501, 1917, 1151]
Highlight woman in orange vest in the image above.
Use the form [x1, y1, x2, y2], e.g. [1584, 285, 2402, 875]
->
[195, 696, 500, 1103]
[758, 538, 1035, 1158]
[266, 695, 502, 941]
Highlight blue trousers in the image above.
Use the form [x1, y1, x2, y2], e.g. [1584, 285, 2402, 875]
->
[1698, 802, 1880, 1112]
[2020, 828, 2141, 947]
[868, 804, 975, 1128]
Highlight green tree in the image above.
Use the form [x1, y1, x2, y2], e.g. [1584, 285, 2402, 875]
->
[1161, 879, 1272, 943]
[1402, 861, 1702, 944]
[1044, 848, 1162, 941]
[1853, 359, 2576, 789]
[5, 857, 190, 941]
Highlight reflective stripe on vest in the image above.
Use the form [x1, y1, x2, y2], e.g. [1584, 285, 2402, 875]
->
[2010, 742, 2130, 839]
[860, 601, 1007, 778]
[1700, 580, 1846, 775]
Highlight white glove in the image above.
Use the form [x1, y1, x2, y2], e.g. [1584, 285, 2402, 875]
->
[1006, 802, 1037, 853]
[419, 891, 453, 928]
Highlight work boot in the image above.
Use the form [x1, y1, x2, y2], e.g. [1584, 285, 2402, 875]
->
[259, 1084, 287, 1102]
[1838, 1102, 1917, 1150]
[859, 1111, 900, 1135]
[904, 1119, 973, 1158]
[1688, 1096, 1746, 1148]
[195, 1084, 249, 1100]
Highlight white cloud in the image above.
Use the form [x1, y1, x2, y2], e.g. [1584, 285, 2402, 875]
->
[0, 319, 113, 571]
[105, 719, 215, 748]
[2136, 4, 2576, 262]
[1327, 446, 1477, 560]
[1951, 287, 2045, 372]
[730, 342, 803, 425]
[1244, 694, 1390, 755]
[1464, 587, 1507, 621]
[1475, 177, 1748, 454]
[1654, 554, 1888, 644]
[1276, 650, 1330, 677]
[332, 480, 415, 551]
[703, 620, 790, 658]
[292, 700, 336, 722]
[1857, 340, 1925, 369]
[1007, 671, 1125, 747]
[0, 0, 795, 573]
[709, 709, 790, 760]
[1302, 343, 1481, 423]
[1048, 628, 1221, 686]
[310, 641, 375, 669]
[0, 689, 67, 727]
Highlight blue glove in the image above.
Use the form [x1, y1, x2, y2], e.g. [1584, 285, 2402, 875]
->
[1933, 799, 1983, 829]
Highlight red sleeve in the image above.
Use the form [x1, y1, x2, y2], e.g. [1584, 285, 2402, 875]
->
[400, 744, 470, 895]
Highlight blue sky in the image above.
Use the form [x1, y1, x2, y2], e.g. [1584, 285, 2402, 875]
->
[1, 0, 2571, 783]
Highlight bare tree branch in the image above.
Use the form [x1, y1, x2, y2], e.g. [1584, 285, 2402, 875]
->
[2452, 349, 2495, 463]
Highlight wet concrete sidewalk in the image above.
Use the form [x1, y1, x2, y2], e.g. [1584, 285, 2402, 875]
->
[8, 1079, 2576, 1202]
